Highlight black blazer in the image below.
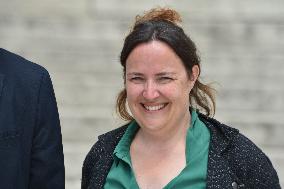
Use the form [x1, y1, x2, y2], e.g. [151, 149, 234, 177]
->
[82, 114, 281, 189]
[0, 48, 65, 189]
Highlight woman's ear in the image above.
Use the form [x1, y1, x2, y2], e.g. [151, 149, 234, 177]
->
[187, 65, 199, 91]
[190, 65, 199, 82]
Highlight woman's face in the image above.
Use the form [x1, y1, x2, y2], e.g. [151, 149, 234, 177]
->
[125, 41, 198, 133]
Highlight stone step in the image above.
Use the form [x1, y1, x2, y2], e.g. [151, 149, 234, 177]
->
[91, 0, 284, 22]
[52, 72, 122, 87]
[217, 89, 284, 111]
[60, 116, 124, 142]
[0, 0, 88, 20]
[55, 87, 121, 107]
[2, 0, 284, 23]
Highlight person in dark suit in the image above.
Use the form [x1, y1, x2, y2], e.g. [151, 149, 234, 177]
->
[0, 48, 65, 189]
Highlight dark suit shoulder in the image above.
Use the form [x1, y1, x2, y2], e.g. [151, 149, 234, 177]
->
[0, 48, 53, 110]
[0, 48, 48, 79]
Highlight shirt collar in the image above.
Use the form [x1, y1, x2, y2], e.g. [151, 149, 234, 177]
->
[113, 120, 139, 165]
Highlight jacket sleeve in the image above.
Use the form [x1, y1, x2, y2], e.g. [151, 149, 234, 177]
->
[29, 70, 65, 189]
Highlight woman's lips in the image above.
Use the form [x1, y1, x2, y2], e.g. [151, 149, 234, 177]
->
[141, 103, 168, 111]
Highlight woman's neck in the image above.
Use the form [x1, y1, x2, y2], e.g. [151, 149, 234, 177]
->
[133, 114, 191, 152]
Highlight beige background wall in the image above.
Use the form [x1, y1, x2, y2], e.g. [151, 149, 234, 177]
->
[0, 0, 283, 188]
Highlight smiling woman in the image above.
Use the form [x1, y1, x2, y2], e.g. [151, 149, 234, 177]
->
[81, 7, 281, 189]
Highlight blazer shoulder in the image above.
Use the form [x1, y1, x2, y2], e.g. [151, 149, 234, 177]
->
[0, 48, 48, 78]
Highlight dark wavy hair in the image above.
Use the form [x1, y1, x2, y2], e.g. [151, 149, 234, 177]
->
[116, 8, 216, 120]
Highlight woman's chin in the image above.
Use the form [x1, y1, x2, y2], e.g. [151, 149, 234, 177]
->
[136, 119, 166, 132]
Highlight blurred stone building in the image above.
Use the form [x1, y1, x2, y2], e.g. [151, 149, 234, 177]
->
[0, 0, 283, 188]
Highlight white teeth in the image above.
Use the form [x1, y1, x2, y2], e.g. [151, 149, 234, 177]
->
[144, 104, 165, 111]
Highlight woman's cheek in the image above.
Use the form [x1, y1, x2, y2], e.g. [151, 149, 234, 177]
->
[161, 84, 179, 98]
[127, 84, 142, 99]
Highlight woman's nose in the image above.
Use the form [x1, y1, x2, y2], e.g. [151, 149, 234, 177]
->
[142, 81, 159, 100]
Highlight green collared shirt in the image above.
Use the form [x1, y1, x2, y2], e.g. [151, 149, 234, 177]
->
[104, 110, 210, 189]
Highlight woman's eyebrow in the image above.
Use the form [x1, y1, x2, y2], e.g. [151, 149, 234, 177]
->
[126, 72, 177, 77]
[156, 72, 177, 76]
[126, 72, 144, 77]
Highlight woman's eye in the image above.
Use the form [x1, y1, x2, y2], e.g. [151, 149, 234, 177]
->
[132, 77, 142, 80]
[158, 77, 173, 83]
[130, 77, 144, 83]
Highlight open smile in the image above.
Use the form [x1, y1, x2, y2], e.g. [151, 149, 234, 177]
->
[141, 103, 168, 111]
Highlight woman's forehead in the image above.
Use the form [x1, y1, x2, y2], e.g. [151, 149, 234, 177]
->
[126, 41, 185, 70]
